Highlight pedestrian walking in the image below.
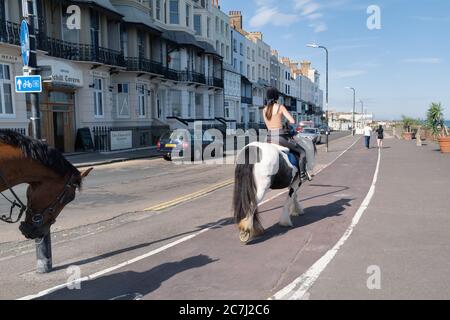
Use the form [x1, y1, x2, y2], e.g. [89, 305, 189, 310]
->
[364, 124, 373, 149]
[375, 125, 384, 149]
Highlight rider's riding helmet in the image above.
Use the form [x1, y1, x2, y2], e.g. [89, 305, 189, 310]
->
[266, 87, 280, 103]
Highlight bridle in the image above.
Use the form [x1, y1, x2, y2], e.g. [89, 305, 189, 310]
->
[0, 169, 78, 227]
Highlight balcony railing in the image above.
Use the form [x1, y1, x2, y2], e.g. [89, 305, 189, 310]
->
[126, 57, 165, 75]
[179, 71, 206, 84]
[38, 37, 125, 67]
[0, 19, 20, 46]
[241, 97, 252, 105]
[207, 77, 224, 88]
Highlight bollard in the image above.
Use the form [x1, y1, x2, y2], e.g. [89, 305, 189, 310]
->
[36, 232, 52, 273]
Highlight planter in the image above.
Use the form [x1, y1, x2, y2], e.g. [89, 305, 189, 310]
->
[438, 136, 450, 153]
[403, 132, 414, 140]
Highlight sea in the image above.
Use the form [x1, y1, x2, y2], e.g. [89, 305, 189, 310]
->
[445, 120, 450, 128]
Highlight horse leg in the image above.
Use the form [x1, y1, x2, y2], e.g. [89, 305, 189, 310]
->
[252, 176, 271, 237]
[279, 190, 294, 227]
[290, 176, 305, 216]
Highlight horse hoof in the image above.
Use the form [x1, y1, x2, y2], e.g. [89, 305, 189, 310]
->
[239, 230, 251, 243]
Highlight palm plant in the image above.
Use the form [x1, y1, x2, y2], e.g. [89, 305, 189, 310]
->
[401, 115, 419, 133]
[427, 103, 448, 138]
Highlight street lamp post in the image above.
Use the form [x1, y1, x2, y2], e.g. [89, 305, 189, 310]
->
[307, 44, 329, 152]
[359, 100, 364, 128]
[346, 87, 356, 136]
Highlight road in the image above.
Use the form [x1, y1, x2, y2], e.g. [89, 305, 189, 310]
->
[4, 131, 448, 300]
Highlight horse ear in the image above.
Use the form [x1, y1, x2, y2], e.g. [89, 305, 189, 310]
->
[80, 167, 93, 179]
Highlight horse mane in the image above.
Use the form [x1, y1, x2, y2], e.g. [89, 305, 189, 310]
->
[0, 130, 81, 184]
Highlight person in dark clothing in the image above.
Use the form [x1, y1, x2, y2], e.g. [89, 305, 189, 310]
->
[375, 125, 384, 149]
[263, 87, 311, 182]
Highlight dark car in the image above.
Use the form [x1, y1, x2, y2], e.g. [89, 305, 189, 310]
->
[157, 129, 224, 161]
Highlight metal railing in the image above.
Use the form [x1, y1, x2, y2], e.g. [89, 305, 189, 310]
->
[0, 19, 20, 46]
[38, 37, 125, 67]
[178, 71, 206, 84]
[126, 57, 164, 75]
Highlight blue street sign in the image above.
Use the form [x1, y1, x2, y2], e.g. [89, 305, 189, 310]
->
[15, 75, 42, 93]
[20, 20, 30, 67]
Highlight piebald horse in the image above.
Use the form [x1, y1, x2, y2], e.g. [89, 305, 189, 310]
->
[233, 135, 316, 243]
[0, 130, 92, 239]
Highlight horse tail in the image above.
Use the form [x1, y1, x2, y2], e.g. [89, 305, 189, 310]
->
[233, 146, 261, 230]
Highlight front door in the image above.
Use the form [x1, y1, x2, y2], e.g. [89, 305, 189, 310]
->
[53, 112, 65, 152]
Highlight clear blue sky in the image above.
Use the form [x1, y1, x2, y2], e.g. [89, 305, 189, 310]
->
[221, 0, 450, 120]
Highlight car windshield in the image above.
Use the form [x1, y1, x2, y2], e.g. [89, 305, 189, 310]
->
[303, 129, 316, 134]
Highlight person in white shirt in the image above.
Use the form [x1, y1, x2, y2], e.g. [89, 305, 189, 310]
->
[364, 124, 373, 149]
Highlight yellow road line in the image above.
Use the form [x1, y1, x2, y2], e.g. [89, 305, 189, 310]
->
[144, 178, 235, 212]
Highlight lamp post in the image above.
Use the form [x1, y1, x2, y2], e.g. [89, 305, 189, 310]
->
[346, 87, 356, 136]
[307, 43, 329, 152]
[359, 100, 364, 128]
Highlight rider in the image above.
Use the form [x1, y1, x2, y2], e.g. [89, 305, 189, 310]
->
[263, 87, 312, 182]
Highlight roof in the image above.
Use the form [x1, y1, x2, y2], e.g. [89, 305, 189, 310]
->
[73, 0, 123, 17]
[113, 5, 162, 34]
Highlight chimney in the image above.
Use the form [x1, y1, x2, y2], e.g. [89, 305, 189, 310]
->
[212, 0, 219, 8]
[300, 60, 311, 76]
[229, 11, 243, 30]
[249, 31, 263, 41]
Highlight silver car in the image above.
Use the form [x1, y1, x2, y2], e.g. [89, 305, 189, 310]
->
[298, 127, 321, 144]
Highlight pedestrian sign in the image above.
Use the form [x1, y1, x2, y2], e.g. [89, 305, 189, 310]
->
[20, 20, 30, 67]
[15, 75, 42, 93]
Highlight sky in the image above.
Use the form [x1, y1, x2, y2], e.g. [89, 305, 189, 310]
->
[220, 0, 450, 120]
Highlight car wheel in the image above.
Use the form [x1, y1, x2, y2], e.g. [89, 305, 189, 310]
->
[163, 155, 172, 161]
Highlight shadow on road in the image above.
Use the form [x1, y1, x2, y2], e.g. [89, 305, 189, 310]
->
[53, 217, 232, 271]
[248, 198, 353, 245]
[38, 254, 218, 300]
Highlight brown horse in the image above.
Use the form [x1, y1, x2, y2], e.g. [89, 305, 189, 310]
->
[0, 130, 92, 239]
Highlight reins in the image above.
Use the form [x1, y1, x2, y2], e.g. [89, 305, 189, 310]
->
[0, 169, 27, 224]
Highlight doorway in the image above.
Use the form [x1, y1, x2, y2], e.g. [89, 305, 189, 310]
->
[52, 112, 65, 152]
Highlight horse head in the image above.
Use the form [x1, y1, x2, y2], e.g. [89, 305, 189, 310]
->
[19, 168, 93, 239]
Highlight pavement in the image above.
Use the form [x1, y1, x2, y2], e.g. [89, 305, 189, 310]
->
[1, 131, 447, 300]
[65, 147, 160, 168]
[66, 131, 350, 168]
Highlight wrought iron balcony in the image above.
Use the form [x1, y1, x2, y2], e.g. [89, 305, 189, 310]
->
[178, 71, 206, 84]
[0, 19, 20, 46]
[241, 96, 253, 105]
[37, 36, 125, 67]
[126, 57, 165, 75]
[207, 77, 224, 88]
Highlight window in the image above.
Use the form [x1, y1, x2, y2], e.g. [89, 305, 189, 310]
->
[185, 4, 190, 27]
[221, 20, 224, 35]
[194, 14, 201, 35]
[207, 17, 211, 37]
[252, 50, 255, 62]
[221, 43, 224, 57]
[0, 64, 13, 116]
[240, 43, 243, 55]
[137, 84, 148, 118]
[208, 95, 214, 117]
[226, 24, 229, 38]
[170, 90, 182, 116]
[215, 17, 219, 33]
[62, 4, 79, 43]
[233, 39, 237, 53]
[240, 61, 243, 74]
[188, 92, 194, 118]
[121, 28, 128, 58]
[169, 0, 179, 24]
[117, 83, 130, 117]
[156, 0, 161, 20]
[247, 47, 250, 59]
[247, 65, 250, 78]
[93, 78, 103, 117]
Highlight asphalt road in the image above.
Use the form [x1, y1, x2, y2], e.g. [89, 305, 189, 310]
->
[0, 132, 364, 299]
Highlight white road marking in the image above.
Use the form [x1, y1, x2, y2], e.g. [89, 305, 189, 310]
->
[17, 136, 361, 300]
[271, 146, 381, 300]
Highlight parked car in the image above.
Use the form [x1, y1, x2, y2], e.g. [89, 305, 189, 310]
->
[296, 121, 315, 133]
[298, 127, 321, 144]
[319, 125, 331, 135]
[157, 129, 224, 161]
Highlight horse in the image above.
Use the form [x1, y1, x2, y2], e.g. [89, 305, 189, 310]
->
[233, 134, 316, 243]
[0, 130, 93, 239]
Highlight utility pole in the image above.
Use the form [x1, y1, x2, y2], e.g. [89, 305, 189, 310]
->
[346, 87, 356, 136]
[23, 0, 52, 274]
